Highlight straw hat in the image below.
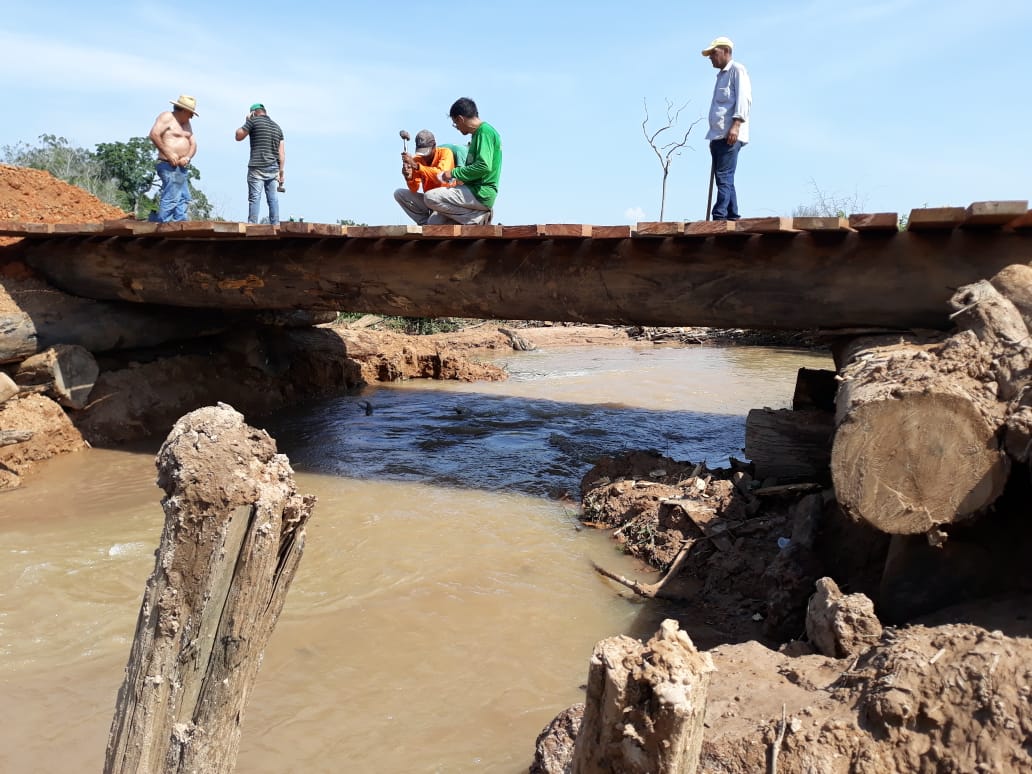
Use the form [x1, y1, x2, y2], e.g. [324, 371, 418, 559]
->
[701, 36, 734, 56]
[170, 95, 199, 116]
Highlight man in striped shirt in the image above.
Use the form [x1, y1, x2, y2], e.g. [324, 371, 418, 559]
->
[235, 103, 286, 225]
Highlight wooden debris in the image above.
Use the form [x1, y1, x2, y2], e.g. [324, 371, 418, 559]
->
[0, 429, 32, 446]
[12, 344, 98, 409]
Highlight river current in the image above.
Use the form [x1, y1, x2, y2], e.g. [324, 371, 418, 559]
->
[0, 342, 831, 773]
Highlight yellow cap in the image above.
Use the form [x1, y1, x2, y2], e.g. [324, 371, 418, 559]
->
[702, 36, 734, 56]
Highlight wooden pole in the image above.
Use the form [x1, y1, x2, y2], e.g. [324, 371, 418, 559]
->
[104, 404, 315, 774]
[705, 158, 715, 221]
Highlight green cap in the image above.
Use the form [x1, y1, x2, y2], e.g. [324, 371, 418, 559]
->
[249, 103, 264, 111]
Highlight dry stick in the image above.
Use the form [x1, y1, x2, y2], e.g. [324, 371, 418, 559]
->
[769, 703, 787, 774]
[591, 538, 694, 599]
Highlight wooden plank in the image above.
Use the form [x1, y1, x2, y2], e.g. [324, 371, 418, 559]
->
[0, 221, 54, 235]
[906, 207, 966, 231]
[52, 223, 106, 235]
[792, 217, 853, 232]
[1008, 211, 1032, 230]
[422, 224, 464, 238]
[346, 225, 422, 238]
[849, 212, 899, 232]
[542, 224, 592, 238]
[635, 222, 685, 236]
[962, 200, 1029, 227]
[244, 224, 278, 237]
[590, 225, 633, 239]
[684, 220, 737, 236]
[277, 221, 314, 236]
[500, 225, 545, 238]
[456, 224, 503, 238]
[735, 217, 798, 234]
[211, 222, 248, 236]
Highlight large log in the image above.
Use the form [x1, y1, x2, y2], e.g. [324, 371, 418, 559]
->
[570, 619, 714, 774]
[104, 404, 315, 774]
[831, 269, 1032, 536]
[13, 343, 98, 408]
[0, 273, 234, 364]
[16, 230, 1032, 330]
[831, 333, 1011, 534]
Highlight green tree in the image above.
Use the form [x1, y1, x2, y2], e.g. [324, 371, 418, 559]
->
[94, 137, 159, 217]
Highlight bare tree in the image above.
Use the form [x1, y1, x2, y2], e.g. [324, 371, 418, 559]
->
[641, 98, 701, 221]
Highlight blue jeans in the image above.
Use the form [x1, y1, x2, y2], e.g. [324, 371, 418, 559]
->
[156, 161, 191, 222]
[248, 165, 280, 225]
[709, 139, 743, 220]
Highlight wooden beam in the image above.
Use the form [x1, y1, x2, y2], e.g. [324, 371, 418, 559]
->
[346, 225, 422, 238]
[422, 224, 464, 237]
[848, 212, 899, 232]
[0, 221, 53, 235]
[735, 217, 798, 234]
[792, 217, 853, 232]
[962, 200, 1029, 227]
[21, 230, 1032, 331]
[501, 225, 544, 238]
[907, 207, 966, 230]
[1009, 211, 1032, 230]
[590, 225, 633, 239]
[635, 222, 685, 236]
[684, 220, 737, 236]
[542, 224, 592, 238]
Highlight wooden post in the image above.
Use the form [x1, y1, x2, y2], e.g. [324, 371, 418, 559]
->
[104, 404, 316, 774]
[570, 619, 714, 774]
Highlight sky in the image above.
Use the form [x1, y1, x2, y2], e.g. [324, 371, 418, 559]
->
[2, 0, 1030, 226]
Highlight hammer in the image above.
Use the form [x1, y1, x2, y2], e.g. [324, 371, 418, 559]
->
[400, 129, 410, 153]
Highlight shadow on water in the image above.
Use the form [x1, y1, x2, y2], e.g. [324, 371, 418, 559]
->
[259, 387, 748, 500]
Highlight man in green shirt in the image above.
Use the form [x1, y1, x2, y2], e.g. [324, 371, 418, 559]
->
[425, 98, 501, 225]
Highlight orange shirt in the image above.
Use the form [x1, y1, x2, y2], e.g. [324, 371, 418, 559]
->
[406, 146, 456, 193]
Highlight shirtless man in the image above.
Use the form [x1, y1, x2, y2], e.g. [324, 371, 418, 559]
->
[148, 95, 198, 222]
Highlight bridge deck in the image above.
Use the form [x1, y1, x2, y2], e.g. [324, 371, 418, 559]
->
[4, 201, 1031, 331]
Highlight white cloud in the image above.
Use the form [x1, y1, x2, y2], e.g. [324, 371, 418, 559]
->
[624, 206, 646, 222]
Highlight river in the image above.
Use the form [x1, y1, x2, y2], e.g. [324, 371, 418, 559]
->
[0, 342, 831, 773]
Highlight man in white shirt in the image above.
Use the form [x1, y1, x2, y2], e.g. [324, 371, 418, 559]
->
[703, 37, 751, 220]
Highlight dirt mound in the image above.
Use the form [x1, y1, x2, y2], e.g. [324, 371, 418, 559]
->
[0, 163, 127, 223]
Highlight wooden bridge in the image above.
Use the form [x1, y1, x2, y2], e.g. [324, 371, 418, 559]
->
[4, 200, 1032, 331]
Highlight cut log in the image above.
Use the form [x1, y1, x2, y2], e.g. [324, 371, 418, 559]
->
[831, 333, 1010, 534]
[0, 273, 234, 364]
[745, 407, 834, 484]
[104, 404, 315, 774]
[570, 619, 714, 774]
[13, 344, 98, 409]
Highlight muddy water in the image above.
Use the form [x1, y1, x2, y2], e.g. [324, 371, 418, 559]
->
[0, 343, 831, 773]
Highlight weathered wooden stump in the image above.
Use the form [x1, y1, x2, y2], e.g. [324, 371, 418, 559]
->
[570, 619, 714, 774]
[104, 403, 315, 774]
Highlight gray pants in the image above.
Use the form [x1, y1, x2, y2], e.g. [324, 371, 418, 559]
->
[423, 185, 493, 225]
[393, 188, 452, 225]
